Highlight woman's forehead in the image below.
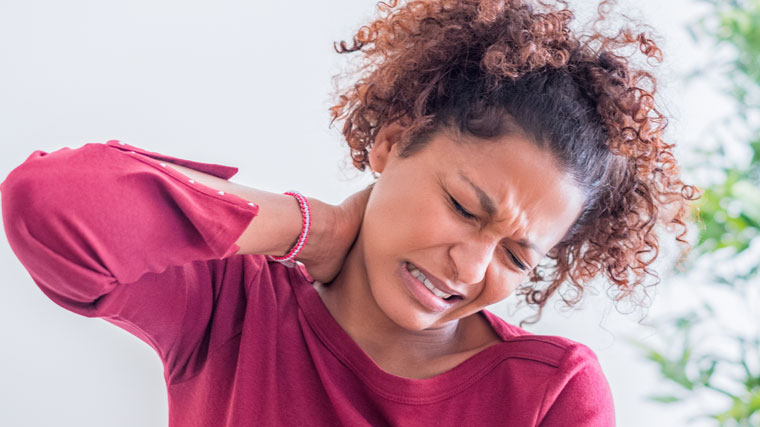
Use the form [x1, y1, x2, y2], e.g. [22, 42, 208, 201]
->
[427, 130, 562, 182]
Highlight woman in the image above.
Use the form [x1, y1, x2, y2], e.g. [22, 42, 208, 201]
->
[1, 0, 696, 425]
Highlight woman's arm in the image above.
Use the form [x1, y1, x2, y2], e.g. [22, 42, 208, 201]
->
[0, 140, 367, 381]
[162, 161, 321, 257]
[1, 142, 268, 382]
[163, 161, 370, 283]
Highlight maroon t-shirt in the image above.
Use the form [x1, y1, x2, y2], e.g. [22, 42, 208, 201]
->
[1, 140, 615, 426]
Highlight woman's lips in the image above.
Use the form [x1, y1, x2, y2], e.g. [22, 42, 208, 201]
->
[399, 261, 456, 313]
[408, 263, 463, 298]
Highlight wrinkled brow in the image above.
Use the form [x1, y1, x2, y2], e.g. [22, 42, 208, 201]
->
[457, 170, 543, 255]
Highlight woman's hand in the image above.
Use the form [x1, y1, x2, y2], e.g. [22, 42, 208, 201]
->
[296, 185, 373, 283]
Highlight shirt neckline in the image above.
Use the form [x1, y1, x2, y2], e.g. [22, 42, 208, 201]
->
[286, 263, 517, 404]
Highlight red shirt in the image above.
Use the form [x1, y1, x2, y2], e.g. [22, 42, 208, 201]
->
[1, 140, 615, 426]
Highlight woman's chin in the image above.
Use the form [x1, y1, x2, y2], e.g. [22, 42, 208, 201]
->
[378, 301, 459, 332]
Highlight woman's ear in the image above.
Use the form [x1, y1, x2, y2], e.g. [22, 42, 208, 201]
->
[368, 121, 406, 174]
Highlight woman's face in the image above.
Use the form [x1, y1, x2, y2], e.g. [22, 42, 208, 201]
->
[359, 125, 586, 332]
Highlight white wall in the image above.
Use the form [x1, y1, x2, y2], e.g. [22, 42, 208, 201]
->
[0, 0, 728, 425]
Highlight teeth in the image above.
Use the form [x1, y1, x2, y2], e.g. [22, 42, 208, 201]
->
[407, 263, 453, 299]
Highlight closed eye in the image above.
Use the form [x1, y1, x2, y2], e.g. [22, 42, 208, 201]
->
[449, 195, 529, 271]
[505, 247, 527, 271]
[449, 195, 477, 220]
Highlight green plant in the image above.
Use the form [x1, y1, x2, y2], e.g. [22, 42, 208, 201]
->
[630, 0, 760, 425]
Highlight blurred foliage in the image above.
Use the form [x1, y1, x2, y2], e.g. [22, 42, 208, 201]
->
[630, 0, 760, 426]
[686, 0, 760, 257]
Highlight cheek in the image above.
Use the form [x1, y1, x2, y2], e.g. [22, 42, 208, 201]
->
[366, 187, 455, 250]
[478, 268, 520, 305]
[360, 194, 427, 271]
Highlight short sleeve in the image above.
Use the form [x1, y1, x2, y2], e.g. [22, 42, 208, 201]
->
[538, 344, 616, 427]
[0, 140, 261, 383]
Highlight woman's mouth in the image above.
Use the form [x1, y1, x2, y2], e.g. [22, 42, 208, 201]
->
[406, 262, 454, 299]
[399, 261, 462, 312]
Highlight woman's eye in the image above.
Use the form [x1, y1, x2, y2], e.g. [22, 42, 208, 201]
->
[450, 196, 476, 220]
[505, 248, 527, 271]
[449, 194, 527, 271]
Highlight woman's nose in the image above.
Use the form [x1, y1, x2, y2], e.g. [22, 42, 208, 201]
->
[449, 238, 494, 285]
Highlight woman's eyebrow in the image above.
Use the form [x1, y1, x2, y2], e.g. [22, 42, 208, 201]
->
[457, 170, 544, 255]
[457, 170, 497, 216]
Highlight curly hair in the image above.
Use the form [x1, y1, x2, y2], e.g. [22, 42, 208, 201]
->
[328, 0, 699, 326]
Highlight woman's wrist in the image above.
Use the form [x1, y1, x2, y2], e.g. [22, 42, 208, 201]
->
[271, 192, 311, 262]
[286, 186, 372, 283]
[292, 197, 337, 266]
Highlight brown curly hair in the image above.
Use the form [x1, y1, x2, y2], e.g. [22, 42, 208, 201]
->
[328, 0, 699, 326]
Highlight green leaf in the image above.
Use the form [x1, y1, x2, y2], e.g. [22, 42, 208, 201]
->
[748, 390, 760, 415]
[647, 394, 683, 403]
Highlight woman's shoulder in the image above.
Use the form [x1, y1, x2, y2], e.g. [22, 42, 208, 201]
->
[482, 309, 603, 372]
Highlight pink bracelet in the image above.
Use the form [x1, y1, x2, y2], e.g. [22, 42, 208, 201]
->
[271, 191, 311, 263]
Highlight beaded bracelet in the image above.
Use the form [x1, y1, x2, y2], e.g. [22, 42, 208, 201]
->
[271, 191, 311, 263]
